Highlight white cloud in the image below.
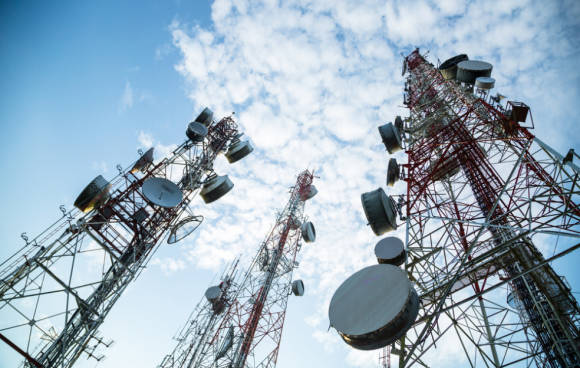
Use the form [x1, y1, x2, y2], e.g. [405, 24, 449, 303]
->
[138, 131, 154, 149]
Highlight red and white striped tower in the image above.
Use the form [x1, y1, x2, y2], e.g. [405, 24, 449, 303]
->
[0, 108, 253, 368]
[159, 169, 317, 368]
[387, 49, 580, 367]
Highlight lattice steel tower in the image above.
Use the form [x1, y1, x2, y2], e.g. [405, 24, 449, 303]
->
[0, 108, 254, 368]
[159, 169, 317, 368]
[330, 49, 580, 368]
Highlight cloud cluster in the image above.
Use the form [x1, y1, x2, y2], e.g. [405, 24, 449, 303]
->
[163, 1, 580, 367]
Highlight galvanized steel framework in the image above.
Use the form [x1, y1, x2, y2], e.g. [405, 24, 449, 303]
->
[159, 170, 314, 368]
[394, 49, 580, 367]
[0, 116, 242, 367]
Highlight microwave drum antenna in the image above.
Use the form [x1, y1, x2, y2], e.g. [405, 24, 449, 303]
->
[200, 175, 234, 204]
[74, 175, 112, 213]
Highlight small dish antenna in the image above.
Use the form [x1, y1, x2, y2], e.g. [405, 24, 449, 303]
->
[167, 215, 203, 244]
[200, 175, 234, 204]
[386, 158, 400, 187]
[195, 107, 214, 127]
[74, 175, 112, 213]
[186, 122, 208, 143]
[361, 188, 398, 235]
[301, 185, 318, 201]
[142, 177, 183, 208]
[131, 147, 154, 173]
[378, 123, 403, 154]
[291, 279, 305, 296]
[225, 139, 254, 163]
[374, 237, 406, 266]
[300, 222, 316, 243]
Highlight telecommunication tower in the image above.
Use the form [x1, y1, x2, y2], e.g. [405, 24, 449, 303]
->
[159, 169, 317, 368]
[329, 48, 580, 368]
[0, 108, 254, 368]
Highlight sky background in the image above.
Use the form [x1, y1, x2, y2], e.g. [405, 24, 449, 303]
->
[1, 0, 580, 367]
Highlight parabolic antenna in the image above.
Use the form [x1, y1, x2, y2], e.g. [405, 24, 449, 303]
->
[361, 188, 397, 235]
[386, 158, 399, 187]
[456, 60, 493, 84]
[438, 54, 469, 80]
[378, 123, 403, 154]
[200, 175, 234, 204]
[300, 221, 316, 243]
[328, 264, 419, 350]
[225, 140, 254, 163]
[301, 184, 318, 201]
[167, 215, 204, 244]
[195, 107, 214, 127]
[186, 121, 208, 143]
[205, 286, 222, 302]
[131, 147, 154, 173]
[292, 279, 305, 296]
[475, 76, 495, 90]
[74, 175, 112, 213]
[374, 237, 406, 266]
[142, 177, 183, 208]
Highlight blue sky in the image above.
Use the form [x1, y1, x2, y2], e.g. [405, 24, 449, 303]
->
[1, 0, 580, 367]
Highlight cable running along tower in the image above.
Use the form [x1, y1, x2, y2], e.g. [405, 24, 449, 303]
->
[159, 169, 317, 368]
[330, 49, 580, 368]
[0, 108, 253, 368]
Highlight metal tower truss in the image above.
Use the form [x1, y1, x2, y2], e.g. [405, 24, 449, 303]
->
[159, 259, 241, 368]
[393, 49, 580, 367]
[0, 111, 251, 368]
[161, 170, 316, 368]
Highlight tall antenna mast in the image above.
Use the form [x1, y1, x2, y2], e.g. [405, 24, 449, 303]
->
[159, 169, 317, 368]
[330, 49, 580, 367]
[0, 108, 253, 368]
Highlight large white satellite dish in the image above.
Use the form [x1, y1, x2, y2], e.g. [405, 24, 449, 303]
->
[329, 264, 419, 350]
[142, 177, 183, 208]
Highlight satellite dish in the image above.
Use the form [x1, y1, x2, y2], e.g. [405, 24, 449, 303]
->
[328, 264, 419, 350]
[292, 279, 305, 296]
[438, 54, 469, 80]
[456, 60, 493, 84]
[301, 185, 318, 201]
[301, 222, 316, 243]
[131, 147, 154, 173]
[200, 175, 234, 204]
[195, 107, 214, 126]
[167, 215, 203, 244]
[205, 286, 222, 303]
[375, 237, 406, 266]
[378, 123, 403, 154]
[386, 158, 399, 187]
[74, 175, 112, 213]
[225, 140, 254, 163]
[142, 177, 183, 208]
[361, 188, 397, 235]
[186, 121, 209, 143]
[475, 77, 495, 90]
